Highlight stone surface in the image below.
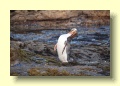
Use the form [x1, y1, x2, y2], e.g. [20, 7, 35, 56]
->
[10, 10, 110, 32]
[10, 40, 110, 76]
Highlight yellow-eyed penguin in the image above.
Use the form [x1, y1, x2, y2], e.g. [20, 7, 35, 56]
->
[54, 28, 77, 63]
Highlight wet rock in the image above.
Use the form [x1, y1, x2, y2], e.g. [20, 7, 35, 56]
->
[10, 24, 110, 76]
[10, 48, 20, 66]
[29, 56, 46, 64]
[10, 41, 25, 49]
[10, 44, 110, 76]
[99, 27, 106, 29]
[69, 45, 110, 67]
[11, 64, 105, 76]
[25, 41, 44, 52]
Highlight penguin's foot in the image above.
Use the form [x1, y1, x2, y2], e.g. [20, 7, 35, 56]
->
[61, 61, 79, 66]
[61, 62, 70, 66]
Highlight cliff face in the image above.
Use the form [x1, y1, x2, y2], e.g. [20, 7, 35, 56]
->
[10, 10, 110, 32]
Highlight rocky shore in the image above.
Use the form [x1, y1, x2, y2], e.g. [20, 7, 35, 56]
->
[10, 10, 110, 76]
[10, 41, 110, 76]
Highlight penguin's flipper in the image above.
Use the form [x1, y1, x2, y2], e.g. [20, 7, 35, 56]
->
[62, 41, 67, 54]
[54, 43, 57, 51]
[67, 36, 72, 42]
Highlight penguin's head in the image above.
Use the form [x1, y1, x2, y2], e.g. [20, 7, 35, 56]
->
[71, 28, 77, 32]
[69, 28, 78, 38]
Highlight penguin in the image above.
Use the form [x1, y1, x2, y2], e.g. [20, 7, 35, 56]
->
[54, 28, 77, 63]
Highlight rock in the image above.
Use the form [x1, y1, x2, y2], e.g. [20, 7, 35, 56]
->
[29, 56, 46, 64]
[99, 27, 106, 29]
[10, 43, 110, 76]
[11, 10, 81, 21]
[10, 10, 110, 32]
[10, 60, 20, 67]
[10, 41, 25, 49]
[10, 47, 21, 66]
[69, 45, 110, 67]
[11, 10, 110, 22]
[25, 41, 44, 52]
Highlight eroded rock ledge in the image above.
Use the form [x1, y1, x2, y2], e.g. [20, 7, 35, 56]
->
[10, 10, 110, 32]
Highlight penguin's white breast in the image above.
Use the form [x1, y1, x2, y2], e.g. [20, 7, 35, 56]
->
[56, 34, 71, 62]
[57, 34, 71, 52]
[57, 35, 66, 54]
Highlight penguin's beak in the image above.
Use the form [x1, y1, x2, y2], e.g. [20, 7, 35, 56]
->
[71, 31, 77, 38]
